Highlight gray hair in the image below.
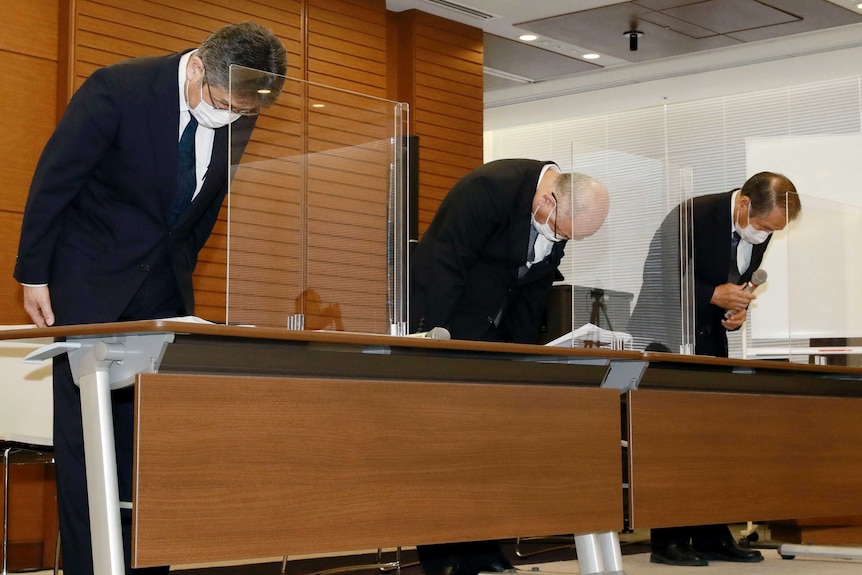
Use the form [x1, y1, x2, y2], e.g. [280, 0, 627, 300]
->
[741, 171, 801, 221]
[197, 21, 287, 108]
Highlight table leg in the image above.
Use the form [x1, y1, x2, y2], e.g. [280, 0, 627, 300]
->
[2, 446, 10, 575]
[574, 532, 626, 575]
[78, 348, 126, 575]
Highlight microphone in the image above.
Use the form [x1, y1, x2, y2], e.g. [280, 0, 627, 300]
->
[406, 326, 451, 340]
[725, 268, 767, 318]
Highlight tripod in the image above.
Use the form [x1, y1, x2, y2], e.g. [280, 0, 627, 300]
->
[583, 289, 615, 349]
[589, 288, 614, 331]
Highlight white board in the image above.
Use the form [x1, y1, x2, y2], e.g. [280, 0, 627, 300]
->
[746, 134, 862, 339]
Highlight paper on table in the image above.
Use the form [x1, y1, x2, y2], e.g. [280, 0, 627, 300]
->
[545, 323, 633, 350]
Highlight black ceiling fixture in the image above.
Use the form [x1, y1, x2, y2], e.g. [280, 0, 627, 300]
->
[625, 18, 643, 51]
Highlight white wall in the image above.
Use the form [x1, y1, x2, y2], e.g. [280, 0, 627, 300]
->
[485, 44, 862, 136]
[483, 41, 862, 357]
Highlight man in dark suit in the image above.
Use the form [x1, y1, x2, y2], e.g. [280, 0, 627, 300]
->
[631, 171, 801, 566]
[409, 158, 609, 575]
[14, 22, 286, 575]
[411, 158, 609, 344]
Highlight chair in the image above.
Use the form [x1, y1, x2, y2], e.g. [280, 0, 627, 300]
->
[2, 442, 60, 575]
[0, 328, 58, 574]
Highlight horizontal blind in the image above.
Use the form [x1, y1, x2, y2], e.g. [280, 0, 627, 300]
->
[487, 75, 862, 358]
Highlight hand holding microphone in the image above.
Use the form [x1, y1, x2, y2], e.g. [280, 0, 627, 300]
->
[724, 268, 767, 318]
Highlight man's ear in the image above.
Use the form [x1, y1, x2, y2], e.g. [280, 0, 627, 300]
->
[538, 192, 555, 207]
[186, 54, 205, 83]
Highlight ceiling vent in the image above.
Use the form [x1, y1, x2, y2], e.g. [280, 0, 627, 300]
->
[421, 0, 497, 20]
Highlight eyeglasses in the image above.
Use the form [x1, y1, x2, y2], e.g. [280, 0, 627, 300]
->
[550, 192, 572, 241]
[204, 71, 259, 116]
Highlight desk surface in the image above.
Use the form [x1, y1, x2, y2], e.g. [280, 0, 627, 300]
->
[3, 320, 861, 393]
[6, 321, 862, 567]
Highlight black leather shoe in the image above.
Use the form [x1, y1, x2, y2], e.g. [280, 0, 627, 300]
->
[650, 543, 708, 566]
[694, 540, 764, 563]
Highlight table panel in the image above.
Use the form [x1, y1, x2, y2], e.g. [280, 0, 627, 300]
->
[133, 374, 623, 567]
[628, 389, 862, 529]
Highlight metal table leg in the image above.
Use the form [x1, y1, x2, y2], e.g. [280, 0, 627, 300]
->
[78, 343, 127, 575]
[574, 532, 627, 575]
[2, 446, 10, 575]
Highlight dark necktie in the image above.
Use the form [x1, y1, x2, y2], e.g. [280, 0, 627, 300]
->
[728, 231, 741, 284]
[170, 114, 198, 226]
[519, 225, 540, 279]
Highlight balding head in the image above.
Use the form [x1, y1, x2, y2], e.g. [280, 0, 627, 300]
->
[556, 173, 609, 240]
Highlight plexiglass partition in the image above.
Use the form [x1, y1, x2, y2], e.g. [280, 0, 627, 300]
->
[748, 193, 862, 362]
[226, 66, 409, 334]
[545, 144, 695, 353]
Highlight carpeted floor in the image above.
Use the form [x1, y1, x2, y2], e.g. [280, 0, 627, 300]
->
[29, 533, 862, 574]
[165, 536, 862, 575]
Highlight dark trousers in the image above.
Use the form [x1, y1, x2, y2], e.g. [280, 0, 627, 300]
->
[417, 541, 509, 575]
[53, 257, 181, 575]
[651, 524, 734, 550]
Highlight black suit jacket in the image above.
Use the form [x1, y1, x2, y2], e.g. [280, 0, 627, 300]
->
[630, 190, 770, 356]
[410, 159, 565, 343]
[14, 51, 254, 325]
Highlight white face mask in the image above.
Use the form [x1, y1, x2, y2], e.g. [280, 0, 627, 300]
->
[531, 196, 564, 242]
[735, 201, 770, 245]
[186, 78, 240, 129]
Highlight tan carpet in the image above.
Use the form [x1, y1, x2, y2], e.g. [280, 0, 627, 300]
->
[519, 549, 862, 575]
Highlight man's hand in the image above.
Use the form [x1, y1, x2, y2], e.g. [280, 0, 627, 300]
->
[710, 282, 756, 315]
[721, 308, 747, 331]
[22, 285, 55, 327]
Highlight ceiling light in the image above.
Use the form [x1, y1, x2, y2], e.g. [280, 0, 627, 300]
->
[582, 53, 600, 60]
[519, 34, 538, 42]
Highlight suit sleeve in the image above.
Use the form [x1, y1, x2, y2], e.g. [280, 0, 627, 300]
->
[14, 67, 122, 284]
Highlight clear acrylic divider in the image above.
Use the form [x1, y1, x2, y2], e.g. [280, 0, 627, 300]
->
[748, 193, 862, 362]
[545, 144, 694, 353]
[227, 66, 409, 334]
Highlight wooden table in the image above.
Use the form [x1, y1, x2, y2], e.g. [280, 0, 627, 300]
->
[628, 352, 862, 535]
[7, 322, 862, 572]
[2, 321, 636, 573]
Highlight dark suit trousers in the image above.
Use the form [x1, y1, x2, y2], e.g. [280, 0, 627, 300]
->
[54, 253, 181, 575]
[417, 540, 509, 575]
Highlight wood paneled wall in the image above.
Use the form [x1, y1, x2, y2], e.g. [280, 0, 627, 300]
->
[388, 10, 484, 236]
[0, 0, 61, 325]
[308, 0, 387, 98]
[0, 0, 483, 325]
